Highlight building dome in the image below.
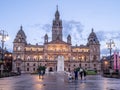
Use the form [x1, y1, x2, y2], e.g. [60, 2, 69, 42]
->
[88, 28, 99, 44]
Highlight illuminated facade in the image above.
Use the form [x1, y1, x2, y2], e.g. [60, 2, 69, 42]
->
[12, 8, 101, 73]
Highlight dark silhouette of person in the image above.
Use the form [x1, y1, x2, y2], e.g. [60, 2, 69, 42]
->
[74, 70, 78, 80]
[83, 70, 87, 80]
[79, 71, 83, 80]
[41, 70, 44, 79]
[38, 70, 41, 79]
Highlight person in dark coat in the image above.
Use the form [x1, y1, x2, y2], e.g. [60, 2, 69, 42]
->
[38, 70, 41, 79]
[74, 70, 78, 80]
[79, 68, 83, 80]
[83, 69, 87, 80]
[79, 71, 83, 80]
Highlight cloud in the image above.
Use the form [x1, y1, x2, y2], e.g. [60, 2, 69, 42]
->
[96, 31, 107, 41]
[42, 24, 51, 32]
[101, 48, 109, 56]
[9, 20, 120, 56]
[62, 20, 85, 45]
[96, 30, 120, 56]
[25, 23, 52, 44]
[25, 20, 85, 45]
[96, 31, 120, 41]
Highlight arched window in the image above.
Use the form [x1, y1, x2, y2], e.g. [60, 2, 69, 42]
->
[33, 56, 37, 61]
[18, 38, 21, 42]
[39, 55, 42, 59]
[73, 57, 75, 60]
[93, 55, 97, 61]
[27, 56, 30, 61]
[17, 55, 20, 59]
[17, 46, 21, 51]
[33, 63, 36, 66]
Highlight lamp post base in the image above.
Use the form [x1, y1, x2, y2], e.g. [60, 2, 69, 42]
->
[0, 64, 4, 76]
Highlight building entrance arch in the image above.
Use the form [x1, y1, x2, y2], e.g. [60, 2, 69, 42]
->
[49, 67, 53, 72]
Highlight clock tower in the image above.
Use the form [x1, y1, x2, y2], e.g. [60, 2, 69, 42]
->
[52, 6, 63, 41]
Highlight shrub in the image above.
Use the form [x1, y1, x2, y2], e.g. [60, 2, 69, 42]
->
[86, 70, 97, 75]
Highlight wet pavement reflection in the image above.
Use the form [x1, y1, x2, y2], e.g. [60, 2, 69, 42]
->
[0, 73, 120, 90]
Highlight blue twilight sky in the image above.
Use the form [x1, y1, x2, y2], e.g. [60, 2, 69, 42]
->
[0, 0, 120, 57]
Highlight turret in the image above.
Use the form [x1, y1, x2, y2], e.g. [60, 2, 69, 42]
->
[87, 28, 99, 45]
[14, 26, 27, 44]
[13, 26, 26, 59]
[44, 34, 48, 44]
[67, 34, 71, 44]
[87, 28, 100, 62]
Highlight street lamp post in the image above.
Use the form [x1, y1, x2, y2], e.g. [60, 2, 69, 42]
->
[106, 39, 115, 69]
[78, 57, 82, 68]
[0, 30, 9, 75]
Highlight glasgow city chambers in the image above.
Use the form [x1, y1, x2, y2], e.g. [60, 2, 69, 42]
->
[12, 7, 101, 73]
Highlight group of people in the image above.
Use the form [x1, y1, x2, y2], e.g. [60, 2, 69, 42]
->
[67, 68, 87, 81]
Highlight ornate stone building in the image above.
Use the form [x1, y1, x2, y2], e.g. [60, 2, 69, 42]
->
[12, 8, 101, 73]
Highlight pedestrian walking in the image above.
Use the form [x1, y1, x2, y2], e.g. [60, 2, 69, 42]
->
[41, 70, 44, 79]
[67, 71, 73, 82]
[83, 69, 87, 80]
[79, 71, 83, 80]
[74, 69, 78, 80]
[79, 68, 83, 80]
[38, 70, 41, 79]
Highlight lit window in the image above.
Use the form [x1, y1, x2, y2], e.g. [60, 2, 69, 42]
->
[17, 55, 20, 59]
[18, 39, 21, 42]
[18, 46, 21, 51]
[27, 56, 30, 61]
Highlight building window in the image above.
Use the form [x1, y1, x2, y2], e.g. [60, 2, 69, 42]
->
[18, 39, 21, 42]
[79, 64, 81, 67]
[84, 56, 86, 61]
[33, 63, 36, 66]
[94, 64, 96, 67]
[33, 68, 35, 71]
[27, 68, 29, 71]
[73, 57, 75, 60]
[27, 56, 30, 61]
[16, 55, 20, 59]
[85, 64, 87, 66]
[17, 46, 21, 51]
[27, 63, 29, 66]
[93, 55, 97, 61]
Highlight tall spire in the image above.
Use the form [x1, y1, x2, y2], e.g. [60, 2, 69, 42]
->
[55, 5, 60, 20]
[92, 28, 94, 32]
[20, 25, 23, 30]
[52, 6, 62, 41]
[57, 5, 58, 11]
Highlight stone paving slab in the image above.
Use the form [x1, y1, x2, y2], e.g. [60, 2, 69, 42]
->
[0, 73, 120, 90]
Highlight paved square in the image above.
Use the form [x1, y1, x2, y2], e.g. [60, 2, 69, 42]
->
[0, 73, 120, 90]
